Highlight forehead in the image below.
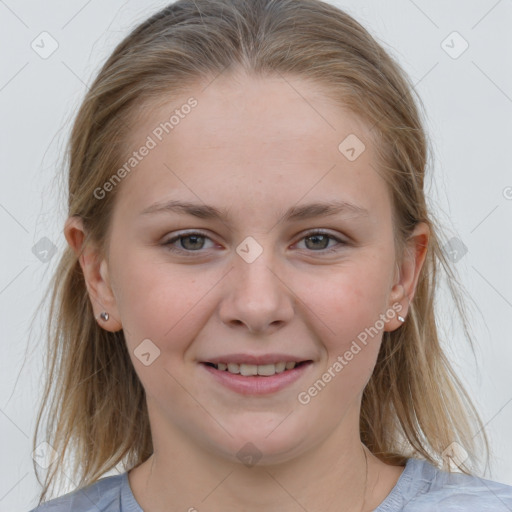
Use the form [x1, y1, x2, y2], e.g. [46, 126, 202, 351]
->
[132, 72, 372, 156]
[115, 72, 391, 223]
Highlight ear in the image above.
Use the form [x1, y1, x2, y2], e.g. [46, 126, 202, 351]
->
[64, 216, 123, 332]
[384, 221, 430, 332]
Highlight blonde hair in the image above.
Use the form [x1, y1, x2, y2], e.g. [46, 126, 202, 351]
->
[32, 0, 489, 504]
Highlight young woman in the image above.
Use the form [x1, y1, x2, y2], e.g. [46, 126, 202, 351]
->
[29, 0, 512, 510]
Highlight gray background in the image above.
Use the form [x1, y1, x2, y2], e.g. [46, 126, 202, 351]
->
[0, 0, 511, 510]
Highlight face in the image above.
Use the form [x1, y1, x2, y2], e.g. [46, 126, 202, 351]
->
[70, 71, 427, 466]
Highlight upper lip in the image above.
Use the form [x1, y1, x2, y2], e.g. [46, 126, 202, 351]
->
[201, 354, 313, 365]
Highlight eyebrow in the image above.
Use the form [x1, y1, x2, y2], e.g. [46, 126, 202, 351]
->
[140, 199, 369, 223]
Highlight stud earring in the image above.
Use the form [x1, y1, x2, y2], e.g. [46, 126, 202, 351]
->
[100, 311, 109, 321]
[398, 315, 405, 323]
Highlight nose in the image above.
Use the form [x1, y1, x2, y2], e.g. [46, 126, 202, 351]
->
[218, 248, 295, 335]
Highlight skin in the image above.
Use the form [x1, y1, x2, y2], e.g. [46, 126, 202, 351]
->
[65, 71, 429, 512]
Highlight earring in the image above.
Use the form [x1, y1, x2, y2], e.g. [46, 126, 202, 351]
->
[398, 315, 405, 323]
[100, 311, 109, 321]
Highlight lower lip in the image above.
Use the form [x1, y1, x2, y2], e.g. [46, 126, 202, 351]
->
[200, 362, 313, 395]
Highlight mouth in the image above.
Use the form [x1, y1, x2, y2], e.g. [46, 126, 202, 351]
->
[202, 360, 311, 376]
[199, 359, 314, 395]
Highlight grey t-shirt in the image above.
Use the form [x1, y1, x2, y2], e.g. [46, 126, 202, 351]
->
[28, 458, 512, 511]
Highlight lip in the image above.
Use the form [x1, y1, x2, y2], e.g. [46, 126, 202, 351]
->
[201, 353, 311, 365]
[200, 360, 314, 395]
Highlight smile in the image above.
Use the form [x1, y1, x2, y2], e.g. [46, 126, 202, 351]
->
[205, 361, 307, 376]
[200, 360, 313, 395]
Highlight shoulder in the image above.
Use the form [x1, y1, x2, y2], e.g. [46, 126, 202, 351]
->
[27, 472, 136, 512]
[376, 458, 512, 511]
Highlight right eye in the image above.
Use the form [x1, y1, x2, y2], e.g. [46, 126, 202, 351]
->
[162, 231, 217, 254]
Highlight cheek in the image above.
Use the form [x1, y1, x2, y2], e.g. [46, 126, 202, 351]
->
[111, 248, 215, 352]
[295, 270, 388, 418]
[304, 260, 392, 347]
[294, 255, 393, 409]
[110, 251, 214, 403]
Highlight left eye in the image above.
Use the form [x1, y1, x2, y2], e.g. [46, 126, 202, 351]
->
[296, 230, 345, 252]
[162, 230, 345, 254]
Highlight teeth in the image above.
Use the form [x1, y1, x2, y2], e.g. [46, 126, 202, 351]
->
[258, 364, 276, 376]
[227, 363, 240, 374]
[213, 361, 298, 376]
[275, 362, 286, 373]
[240, 364, 258, 376]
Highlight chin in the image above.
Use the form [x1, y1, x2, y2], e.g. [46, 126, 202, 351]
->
[208, 417, 310, 466]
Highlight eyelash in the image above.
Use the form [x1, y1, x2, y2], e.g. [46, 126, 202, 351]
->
[162, 229, 347, 256]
